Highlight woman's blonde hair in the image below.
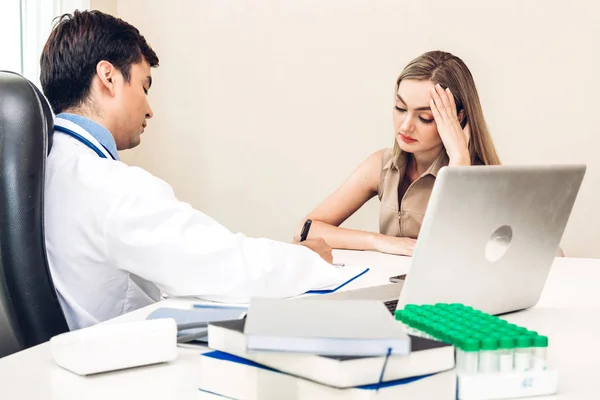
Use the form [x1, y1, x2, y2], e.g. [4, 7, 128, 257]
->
[393, 51, 500, 165]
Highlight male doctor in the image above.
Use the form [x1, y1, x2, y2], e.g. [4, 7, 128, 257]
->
[40, 10, 341, 330]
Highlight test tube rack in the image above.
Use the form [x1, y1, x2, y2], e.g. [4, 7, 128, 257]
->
[395, 303, 559, 400]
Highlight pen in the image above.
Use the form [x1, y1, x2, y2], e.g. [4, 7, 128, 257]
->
[300, 219, 312, 242]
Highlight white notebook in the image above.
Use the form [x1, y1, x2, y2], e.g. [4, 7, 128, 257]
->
[244, 298, 410, 356]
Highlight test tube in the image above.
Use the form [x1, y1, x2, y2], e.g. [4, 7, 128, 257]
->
[498, 336, 515, 372]
[395, 311, 411, 335]
[445, 329, 462, 346]
[532, 335, 548, 370]
[404, 314, 420, 336]
[413, 318, 425, 337]
[514, 335, 532, 372]
[429, 322, 446, 341]
[479, 337, 499, 373]
[457, 337, 479, 374]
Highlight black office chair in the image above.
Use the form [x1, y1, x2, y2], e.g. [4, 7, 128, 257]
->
[0, 71, 69, 358]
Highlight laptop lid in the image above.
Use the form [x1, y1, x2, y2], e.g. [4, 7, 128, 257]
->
[396, 164, 586, 315]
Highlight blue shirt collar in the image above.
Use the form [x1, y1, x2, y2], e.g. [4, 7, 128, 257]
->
[56, 113, 120, 160]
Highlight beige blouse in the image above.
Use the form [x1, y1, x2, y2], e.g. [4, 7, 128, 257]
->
[378, 148, 449, 239]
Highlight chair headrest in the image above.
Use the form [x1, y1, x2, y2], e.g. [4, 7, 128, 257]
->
[0, 71, 54, 154]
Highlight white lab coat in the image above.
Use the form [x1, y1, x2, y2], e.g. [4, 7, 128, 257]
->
[44, 118, 343, 330]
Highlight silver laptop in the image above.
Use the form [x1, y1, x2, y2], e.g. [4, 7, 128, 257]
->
[321, 164, 586, 316]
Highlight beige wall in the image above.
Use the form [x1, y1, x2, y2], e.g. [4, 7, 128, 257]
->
[90, 0, 117, 15]
[93, 0, 600, 258]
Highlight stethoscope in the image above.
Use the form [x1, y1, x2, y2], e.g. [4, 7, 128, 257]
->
[54, 123, 116, 160]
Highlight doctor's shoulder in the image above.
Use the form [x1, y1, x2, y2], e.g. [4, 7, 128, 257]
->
[108, 161, 176, 199]
[69, 157, 179, 206]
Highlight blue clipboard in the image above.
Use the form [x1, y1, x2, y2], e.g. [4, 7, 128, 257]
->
[304, 267, 370, 294]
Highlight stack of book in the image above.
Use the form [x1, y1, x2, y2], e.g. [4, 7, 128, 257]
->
[198, 298, 457, 399]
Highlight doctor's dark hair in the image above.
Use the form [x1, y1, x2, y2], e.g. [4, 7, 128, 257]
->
[40, 10, 159, 114]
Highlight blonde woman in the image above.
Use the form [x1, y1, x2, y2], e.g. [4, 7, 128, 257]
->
[295, 51, 502, 256]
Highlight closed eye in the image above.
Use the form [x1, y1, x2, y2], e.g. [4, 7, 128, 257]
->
[395, 106, 406, 113]
[419, 117, 434, 124]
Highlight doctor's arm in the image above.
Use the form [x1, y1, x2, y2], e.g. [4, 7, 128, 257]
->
[294, 149, 416, 256]
[103, 174, 342, 302]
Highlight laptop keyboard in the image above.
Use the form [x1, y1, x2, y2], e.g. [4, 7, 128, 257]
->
[384, 299, 398, 314]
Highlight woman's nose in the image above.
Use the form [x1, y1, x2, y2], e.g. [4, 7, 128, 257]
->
[400, 116, 414, 133]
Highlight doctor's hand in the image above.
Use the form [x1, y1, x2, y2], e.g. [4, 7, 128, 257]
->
[373, 234, 416, 256]
[430, 84, 471, 166]
[297, 238, 334, 264]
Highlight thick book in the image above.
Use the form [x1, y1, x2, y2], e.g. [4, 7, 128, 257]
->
[244, 298, 410, 356]
[208, 319, 455, 388]
[198, 350, 456, 400]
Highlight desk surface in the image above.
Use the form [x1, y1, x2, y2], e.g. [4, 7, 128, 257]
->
[0, 250, 599, 399]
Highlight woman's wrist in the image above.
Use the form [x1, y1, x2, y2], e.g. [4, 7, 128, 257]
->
[448, 151, 471, 166]
[367, 232, 380, 251]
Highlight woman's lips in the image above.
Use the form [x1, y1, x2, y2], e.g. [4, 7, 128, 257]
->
[399, 133, 417, 143]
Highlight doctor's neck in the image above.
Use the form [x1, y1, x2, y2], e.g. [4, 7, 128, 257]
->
[61, 105, 119, 138]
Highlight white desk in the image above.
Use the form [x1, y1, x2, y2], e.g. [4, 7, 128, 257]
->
[0, 250, 599, 399]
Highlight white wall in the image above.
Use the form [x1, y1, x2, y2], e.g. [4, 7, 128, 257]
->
[94, 0, 600, 258]
[0, 0, 22, 73]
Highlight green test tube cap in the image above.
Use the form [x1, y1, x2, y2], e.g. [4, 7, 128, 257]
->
[499, 336, 514, 349]
[469, 332, 486, 341]
[429, 322, 445, 338]
[533, 335, 549, 348]
[412, 316, 425, 331]
[489, 331, 504, 340]
[514, 326, 528, 335]
[515, 335, 532, 348]
[445, 329, 462, 344]
[461, 337, 480, 352]
[394, 310, 404, 321]
[481, 337, 499, 351]
[502, 328, 520, 337]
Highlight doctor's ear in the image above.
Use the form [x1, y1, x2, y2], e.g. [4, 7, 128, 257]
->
[96, 60, 117, 95]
